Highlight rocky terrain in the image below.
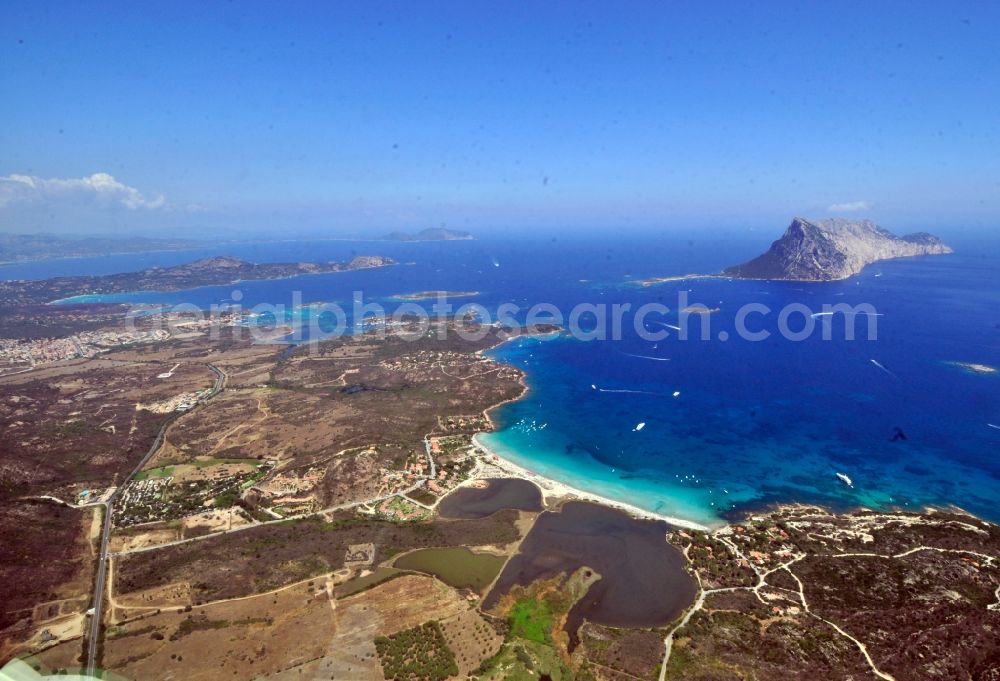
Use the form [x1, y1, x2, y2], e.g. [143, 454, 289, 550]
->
[0, 255, 396, 305]
[664, 506, 1000, 681]
[725, 217, 952, 281]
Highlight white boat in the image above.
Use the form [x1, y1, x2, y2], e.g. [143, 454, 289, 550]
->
[836, 472, 853, 488]
[633, 422, 646, 432]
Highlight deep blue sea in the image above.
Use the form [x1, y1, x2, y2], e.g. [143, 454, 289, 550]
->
[7, 231, 998, 527]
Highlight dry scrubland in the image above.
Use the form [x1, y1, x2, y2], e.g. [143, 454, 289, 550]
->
[0, 339, 221, 659]
[1, 319, 531, 666]
[665, 508, 1000, 681]
[104, 573, 486, 681]
[2, 317, 999, 681]
[114, 511, 522, 603]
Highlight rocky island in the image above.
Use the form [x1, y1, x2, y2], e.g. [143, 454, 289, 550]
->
[725, 217, 953, 281]
[0, 255, 396, 305]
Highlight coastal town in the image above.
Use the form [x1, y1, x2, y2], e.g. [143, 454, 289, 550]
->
[0, 328, 169, 371]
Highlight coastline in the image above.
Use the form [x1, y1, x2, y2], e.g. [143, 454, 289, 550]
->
[0, 235, 476, 268]
[473, 328, 714, 532]
[469, 433, 711, 532]
[46, 261, 397, 306]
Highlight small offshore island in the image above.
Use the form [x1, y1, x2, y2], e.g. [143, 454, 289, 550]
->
[391, 290, 480, 301]
[680, 305, 720, 315]
[380, 227, 472, 242]
[947, 360, 998, 375]
[635, 273, 719, 287]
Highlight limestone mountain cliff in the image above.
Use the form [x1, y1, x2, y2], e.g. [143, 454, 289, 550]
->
[725, 218, 952, 281]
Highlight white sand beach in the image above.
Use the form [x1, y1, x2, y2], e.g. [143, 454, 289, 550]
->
[470, 433, 711, 532]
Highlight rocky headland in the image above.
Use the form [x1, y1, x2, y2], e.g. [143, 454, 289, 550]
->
[725, 217, 952, 281]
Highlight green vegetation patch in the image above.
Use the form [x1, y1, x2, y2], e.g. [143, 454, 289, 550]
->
[106, 624, 156, 640]
[133, 466, 174, 481]
[509, 597, 553, 643]
[375, 621, 458, 681]
[213, 490, 240, 508]
[471, 639, 571, 681]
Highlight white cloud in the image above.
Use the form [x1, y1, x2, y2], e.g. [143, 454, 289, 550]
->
[0, 172, 166, 210]
[827, 200, 872, 213]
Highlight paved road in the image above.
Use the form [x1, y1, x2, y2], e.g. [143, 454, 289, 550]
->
[112, 480, 428, 557]
[85, 363, 225, 674]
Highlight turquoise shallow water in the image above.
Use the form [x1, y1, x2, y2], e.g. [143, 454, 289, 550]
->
[479, 252, 1000, 527]
[35, 233, 1000, 527]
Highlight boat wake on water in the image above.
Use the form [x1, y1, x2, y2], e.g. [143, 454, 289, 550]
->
[618, 351, 671, 362]
[591, 384, 660, 395]
[812, 311, 884, 318]
[870, 359, 899, 379]
[648, 320, 682, 332]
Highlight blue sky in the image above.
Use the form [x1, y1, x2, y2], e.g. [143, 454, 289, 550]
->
[1, 1, 998, 237]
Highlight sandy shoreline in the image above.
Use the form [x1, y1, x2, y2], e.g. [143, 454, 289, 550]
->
[472, 329, 714, 532]
[470, 433, 712, 532]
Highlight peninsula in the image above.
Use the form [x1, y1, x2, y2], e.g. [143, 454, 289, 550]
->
[725, 217, 953, 281]
[0, 233, 206, 264]
[0, 255, 396, 305]
[380, 227, 472, 242]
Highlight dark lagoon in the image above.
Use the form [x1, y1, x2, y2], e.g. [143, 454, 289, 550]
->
[393, 547, 506, 592]
[483, 501, 696, 648]
[437, 478, 544, 519]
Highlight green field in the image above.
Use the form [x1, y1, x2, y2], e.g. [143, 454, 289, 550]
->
[375, 621, 458, 681]
[508, 597, 553, 643]
[393, 547, 506, 591]
[133, 466, 174, 481]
